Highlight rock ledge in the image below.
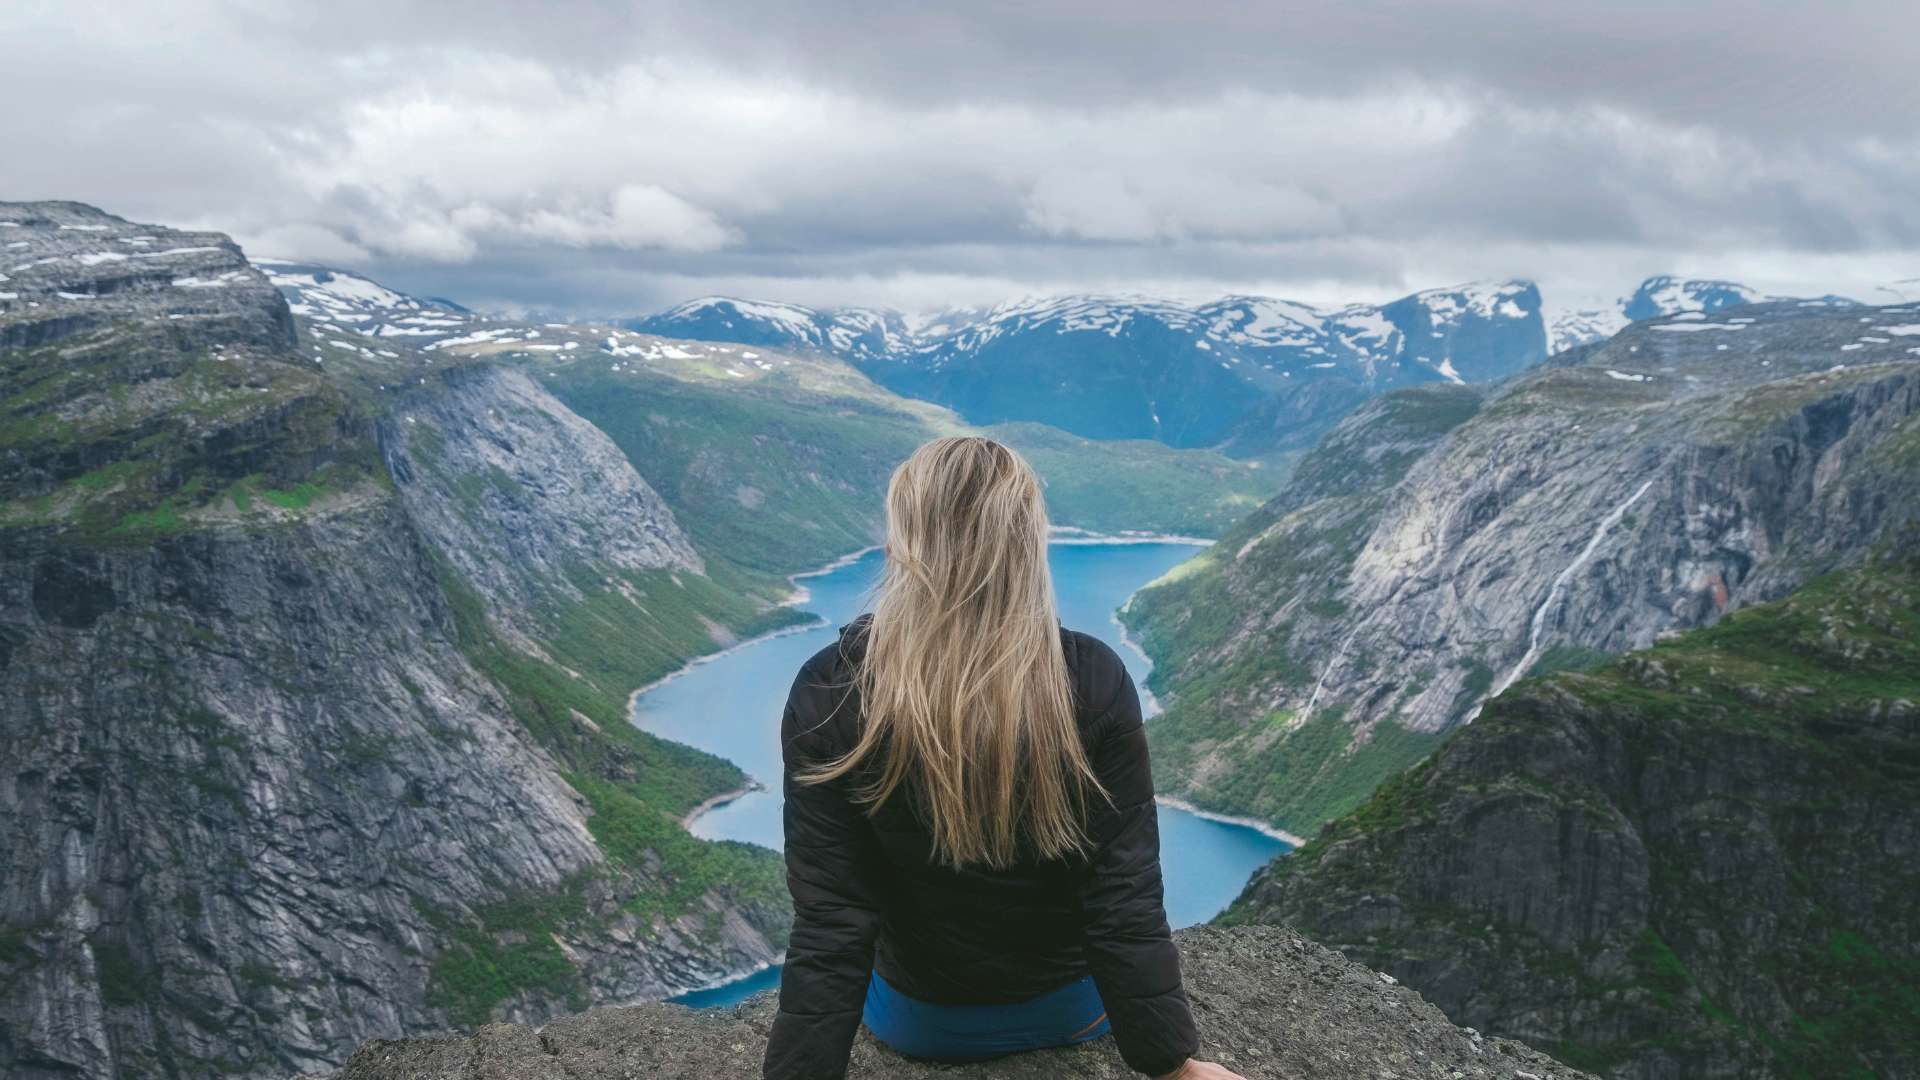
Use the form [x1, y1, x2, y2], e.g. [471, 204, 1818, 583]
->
[325, 926, 1591, 1079]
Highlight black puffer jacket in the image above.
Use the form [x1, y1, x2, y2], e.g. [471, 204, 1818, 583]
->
[762, 616, 1197, 1080]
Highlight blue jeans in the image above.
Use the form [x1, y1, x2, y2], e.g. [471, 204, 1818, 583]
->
[862, 971, 1112, 1063]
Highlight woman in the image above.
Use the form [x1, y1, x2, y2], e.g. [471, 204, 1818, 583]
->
[762, 437, 1245, 1080]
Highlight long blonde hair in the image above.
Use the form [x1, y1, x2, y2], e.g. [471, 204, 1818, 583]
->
[801, 436, 1101, 869]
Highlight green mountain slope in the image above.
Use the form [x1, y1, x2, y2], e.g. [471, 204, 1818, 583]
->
[1225, 539, 1920, 1078]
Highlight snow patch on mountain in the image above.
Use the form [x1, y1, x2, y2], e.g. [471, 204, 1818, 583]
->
[1549, 275, 1861, 353]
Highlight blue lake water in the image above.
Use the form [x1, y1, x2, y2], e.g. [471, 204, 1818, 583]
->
[633, 542, 1291, 1008]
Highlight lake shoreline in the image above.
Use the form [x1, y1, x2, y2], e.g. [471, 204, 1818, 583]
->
[680, 782, 764, 829]
[631, 533, 1215, 727]
[1049, 527, 1215, 547]
[1155, 796, 1306, 847]
[665, 955, 786, 1004]
[632, 537, 1290, 1011]
[627, 546, 882, 714]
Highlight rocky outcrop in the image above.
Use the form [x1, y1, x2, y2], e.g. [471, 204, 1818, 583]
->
[322, 927, 1595, 1080]
[0, 203, 786, 1079]
[1228, 549, 1920, 1078]
[1124, 300, 1920, 835]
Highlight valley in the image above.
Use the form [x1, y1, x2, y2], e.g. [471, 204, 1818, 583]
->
[4, 198, 1915, 1080]
[0, 202, 1287, 1078]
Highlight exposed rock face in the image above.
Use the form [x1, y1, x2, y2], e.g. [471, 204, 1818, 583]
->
[0, 201, 294, 354]
[1, 495, 609, 1079]
[0, 203, 786, 1079]
[1227, 551, 1920, 1078]
[323, 927, 1595, 1080]
[1123, 300, 1920, 835]
[378, 363, 703, 648]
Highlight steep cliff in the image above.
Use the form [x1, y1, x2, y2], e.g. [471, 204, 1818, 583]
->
[1123, 300, 1920, 835]
[320, 926, 1596, 1080]
[0, 203, 789, 1078]
[1226, 545, 1920, 1078]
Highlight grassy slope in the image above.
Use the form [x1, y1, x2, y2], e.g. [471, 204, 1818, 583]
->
[540, 353, 1284, 577]
[0, 325, 389, 539]
[988, 421, 1283, 536]
[1234, 548, 1920, 1077]
[420, 560, 791, 1024]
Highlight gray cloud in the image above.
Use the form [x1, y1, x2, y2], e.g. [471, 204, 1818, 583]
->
[3, 0, 1916, 318]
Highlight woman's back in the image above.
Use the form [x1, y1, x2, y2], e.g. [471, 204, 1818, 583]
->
[784, 616, 1169, 1007]
[761, 437, 1231, 1080]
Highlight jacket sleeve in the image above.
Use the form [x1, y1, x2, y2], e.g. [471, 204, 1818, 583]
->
[762, 664, 884, 1080]
[1076, 673, 1199, 1078]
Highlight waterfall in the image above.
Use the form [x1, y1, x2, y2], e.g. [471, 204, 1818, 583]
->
[1473, 477, 1656, 719]
[1299, 624, 1362, 725]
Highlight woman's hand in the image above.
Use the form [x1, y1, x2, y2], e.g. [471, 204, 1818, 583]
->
[1153, 1060, 1248, 1080]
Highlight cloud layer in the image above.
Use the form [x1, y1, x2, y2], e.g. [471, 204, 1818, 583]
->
[4, 0, 1916, 316]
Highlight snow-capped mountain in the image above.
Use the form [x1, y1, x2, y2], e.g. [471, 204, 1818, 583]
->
[258, 260, 478, 338]
[630, 282, 1546, 452]
[879, 282, 1546, 449]
[624, 296, 912, 361]
[1547, 275, 1859, 353]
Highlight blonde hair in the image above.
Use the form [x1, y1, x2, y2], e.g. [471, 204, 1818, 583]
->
[801, 436, 1100, 868]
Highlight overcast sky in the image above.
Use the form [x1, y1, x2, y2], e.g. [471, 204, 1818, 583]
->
[5, 0, 1917, 318]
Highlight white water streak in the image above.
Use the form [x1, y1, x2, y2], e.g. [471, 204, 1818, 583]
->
[1481, 478, 1656, 712]
[1299, 624, 1362, 724]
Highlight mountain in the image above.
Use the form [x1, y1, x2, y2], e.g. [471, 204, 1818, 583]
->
[634, 282, 1549, 456]
[1223, 544, 1920, 1078]
[1547, 275, 1860, 353]
[0, 203, 799, 1079]
[258, 260, 473, 329]
[625, 296, 913, 362]
[1120, 296, 1920, 837]
[320, 926, 1596, 1080]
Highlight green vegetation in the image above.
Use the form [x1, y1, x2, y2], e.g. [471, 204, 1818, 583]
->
[419, 552, 795, 1025]
[549, 366, 950, 572]
[546, 362, 1279, 577]
[0, 330, 384, 543]
[91, 940, 155, 1007]
[256, 481, 329, 510]
[1147, 706, 1446, 837]
[418, 886, 591, 1027]
[988, 421, 1283, 536]
[567, 774, 786, 927]
[1233, 541, 1920, 1077]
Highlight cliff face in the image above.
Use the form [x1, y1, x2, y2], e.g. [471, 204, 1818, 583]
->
[1227, 549, 1920, 1078]
[0, 203, 788, 1078]
[1123, 301, 1920, 835]
[380, 362, 703, 613]
[321, 927, 1596, 1080]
